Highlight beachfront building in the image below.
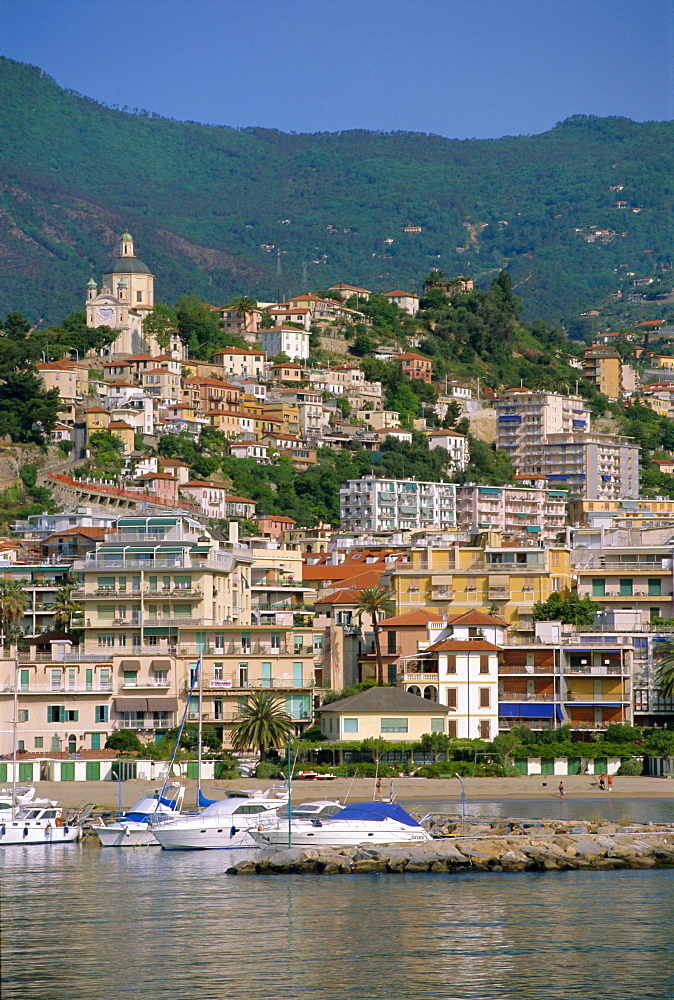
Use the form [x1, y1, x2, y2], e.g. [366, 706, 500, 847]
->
[318, 687, 452, 742]
[339, 477, 457, 532]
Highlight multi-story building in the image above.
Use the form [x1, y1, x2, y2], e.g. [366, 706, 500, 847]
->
[583, 343, 622, 399]
[393, 352, 433, 383]
[495, 389, 639, 499]
[209, 346, 266, 378]
[569, 497, 674, 525]
[36, 361, 90, 423]
[0, 562, 73, 638]
[340, 477, 457, 532]
[455, 480, 568, 543]
[427, 430, 470, 471]
[259, 326, 310, 361]
[381, 533, 572, 634]
[396, 612, 503, 739]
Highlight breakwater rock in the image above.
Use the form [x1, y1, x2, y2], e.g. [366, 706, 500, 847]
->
[226, 827, 674, 875]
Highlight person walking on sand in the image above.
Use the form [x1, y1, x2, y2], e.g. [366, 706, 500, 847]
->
[599, 773, 606, 791]
[607, 774, 613, 792]
[558, 781, 565, 798]
[376, 777, 382, 797]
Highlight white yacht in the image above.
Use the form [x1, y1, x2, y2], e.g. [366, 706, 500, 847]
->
[250, 801, 432, 849]
[96, 784, 185, 847]
[0, 799, 81, 845]
[152, 787, 289, 850]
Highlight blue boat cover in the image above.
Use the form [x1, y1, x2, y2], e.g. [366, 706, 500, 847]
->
[331, 802, 421, 827]
[157, 795, 179, 810]
[198, 790, 217, 807]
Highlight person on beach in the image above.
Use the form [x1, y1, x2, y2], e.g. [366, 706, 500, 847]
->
[558, 781, 565, 798]
[607, 774, 613, 792]
[376, 777, 382, 797]
[599, 773, 606, 790]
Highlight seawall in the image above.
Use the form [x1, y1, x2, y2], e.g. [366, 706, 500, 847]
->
[226, 822, 674, 875]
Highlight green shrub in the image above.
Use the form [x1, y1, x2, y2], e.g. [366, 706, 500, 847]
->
[504, 764, 523, 778]
[617, 758, 644, 776]
[255, 761, 284, 779]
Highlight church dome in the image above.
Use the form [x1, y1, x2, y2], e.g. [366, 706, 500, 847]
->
[107, 256, 152, 274]
[121, 231, 133, 240]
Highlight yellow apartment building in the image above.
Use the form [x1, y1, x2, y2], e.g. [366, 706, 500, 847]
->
[381, 534, 572, 634]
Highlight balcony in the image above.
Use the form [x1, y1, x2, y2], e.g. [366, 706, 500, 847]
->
[488, 588, 511, 601]
[499, 664, 556, 675]
[117, 715, 177, 729]
[564, 692, 630, 703]
[498, 692, 555, 702]
[17, 651, 114, 663]
[1, 683, 114, 695]
[397, 671, 439, 683]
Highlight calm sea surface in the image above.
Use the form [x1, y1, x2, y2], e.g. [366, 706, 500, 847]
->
[3, 797, 674, 1000]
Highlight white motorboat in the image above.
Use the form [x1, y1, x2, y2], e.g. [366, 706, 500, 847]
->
[250, 801, 432, 849]
[96, 783, 185, 847]
[0, 799, 81, 845]
[152, 787, 289, 850]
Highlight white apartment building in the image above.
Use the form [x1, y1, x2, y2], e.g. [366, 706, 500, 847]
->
[455, 481, 568, 543]
[340, 477, 457, 532]
[495, 390, 639, 499]
[427, 430, 470, 471]
[259, 326, 310, 361]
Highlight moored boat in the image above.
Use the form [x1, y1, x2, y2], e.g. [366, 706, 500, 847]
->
[152, 787, 289, 850]
[0, 799, 81, 845]
[96, 783, 185, 847]
[250, 801, 432, 849]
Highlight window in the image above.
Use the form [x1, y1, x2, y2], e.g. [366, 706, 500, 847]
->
[387, 631, 397, 655]
[34, 737, 43, 749]
[95, 705, 109, 723]
[213, 664, 224, 681]
[261, 662, 272, 688]
[98, 635, 115, 647]
[136, 290, 142, 302]
[17, 740, 25, 752]
[153, 670, 168, 686]
[343, 718, 358, 733]
[381, 718, 408, 733]
[592, 578, 606, 597]
[479, 687, 491, 708]
[123, 670, 138, 687]
[98, 606, 115, 620]
[446, 688, 457, 709]
[213, 698, 223, 720]
[445, 655, 456, 674]
[99, 669, 111, 690]
[479, 720, 491, 740]
[118, 635, 126, 647]
[91, 733, 101, 750]
[479, 655, 490, 674]
[648, 578, 662, 597]
[50, 669, 63, 691]
[147, 636, 158, 646]
[18, 709, 29, 722]
[430, 718, 444, 733]
[619, 578, 633, 597]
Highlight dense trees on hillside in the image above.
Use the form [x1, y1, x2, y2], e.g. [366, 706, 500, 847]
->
[0, 58, 671, 325]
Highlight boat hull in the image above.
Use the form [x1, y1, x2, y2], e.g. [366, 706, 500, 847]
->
[154, 824, 260, 850]
[252, 825, 431, 849]
[96, 823, 159, 847]
[0, 820, 80, 845]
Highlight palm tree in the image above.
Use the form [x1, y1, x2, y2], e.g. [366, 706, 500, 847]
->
[230, 692, 294, 761]
[356, 586, 396, 686]
[51, 584, 83, 632]
[0, 580, 27, 648]
[227, 295, 258, 333]
[655, 643, 674, 699]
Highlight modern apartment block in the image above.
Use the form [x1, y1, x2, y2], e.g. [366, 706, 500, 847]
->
[573, 532, 674, 621]
[339, 477, 457, 532]
[455, 480, 568, 543]
[495, 389, 639, 499]
[583, 343, 622, 399]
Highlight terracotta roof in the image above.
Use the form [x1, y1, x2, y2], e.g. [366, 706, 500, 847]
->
[211, 347, 265, 357]
[424, 639, 501, 652]
[320, 687, 450, 714]
[384, 290, 416, 297]
[314, 587, 364, 605]
[183, 480, 226, 489]
[446, 610, 507, 627]
[84, 407, 108, 414]
[225, 494, 256, 504]
[378, 609, 439, 627]
[108, 421, 134, 429]
[394, 352, 432, 362]
[134, 473, 178, 482]
[42, 527, 107, 541]
[255, 514, 295, 523]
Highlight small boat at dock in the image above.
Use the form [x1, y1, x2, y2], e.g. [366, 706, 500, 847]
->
[96, 783, 185, 847]
[250, 801, 432, 849]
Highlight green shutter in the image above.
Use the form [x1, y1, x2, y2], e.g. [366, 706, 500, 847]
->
[261, 662, 272, 688]
[648, 578, 662, 596]
[90, 733, 101, 750]
[60, 762, 75, 781]
[293, 662, 303, 687]
[18, 762, 33, 781]
[0, 763, 7, 782]
[591, 579, 605, 597]
[19, 669, 30, 690]
[186, 762, 199, 779]
[86, 761, 100, 780]
[86, 669, 93, 691]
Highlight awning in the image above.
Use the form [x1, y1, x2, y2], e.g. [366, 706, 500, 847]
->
[150, 659, 172, 669]
[119, 659, 141, 669]
[143, 627, 171, 637]
[114, 697, 148, 712]
[146, 697, 179, 711]
[499, 704, 555, 718]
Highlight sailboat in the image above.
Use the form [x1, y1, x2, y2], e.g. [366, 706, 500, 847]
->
[95, 782, 185, 847]
[0, 654, 82, 846]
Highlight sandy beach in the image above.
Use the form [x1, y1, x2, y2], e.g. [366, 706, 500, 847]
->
[29, 774, 674, 811]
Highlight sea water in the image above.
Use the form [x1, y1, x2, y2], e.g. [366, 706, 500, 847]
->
[2, 798, 674, 1000]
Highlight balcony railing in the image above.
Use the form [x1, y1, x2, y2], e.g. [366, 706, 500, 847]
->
[500, 664, 555, 674]
[17, 651, 115, 663]
[117, 716, 177, 729]
[397, 671, 440, 683]
[563, 692, 630, 703]
[1, 683, 114, 694]
[498, 692, 555, 702]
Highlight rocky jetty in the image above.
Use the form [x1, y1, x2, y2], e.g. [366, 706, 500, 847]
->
[226, 822, 674, 875]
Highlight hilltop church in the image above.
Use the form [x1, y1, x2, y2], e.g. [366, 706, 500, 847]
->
[86, 231, 180, 356]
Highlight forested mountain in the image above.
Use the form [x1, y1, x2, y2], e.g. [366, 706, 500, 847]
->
[0, 57, 671, 326]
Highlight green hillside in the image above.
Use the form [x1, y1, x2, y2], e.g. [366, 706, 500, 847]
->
[0, 57, 671, 326]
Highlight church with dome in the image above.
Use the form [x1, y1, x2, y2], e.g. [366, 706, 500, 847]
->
[85, 231, 161, 355]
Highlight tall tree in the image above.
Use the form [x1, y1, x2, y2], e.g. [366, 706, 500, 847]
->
[51, 584, 83, 632]
[230, 692, 294, 761]
[143, 304, 177, 352]
[227, 295, 258, 332]
[0, 580, 27, 647]
[357, 586, 396, 686]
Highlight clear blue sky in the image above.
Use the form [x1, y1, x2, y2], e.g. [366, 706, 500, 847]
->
[1, 0, 672, 138]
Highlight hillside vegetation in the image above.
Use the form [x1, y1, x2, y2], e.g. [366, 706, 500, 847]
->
[0, 57, 671, 326]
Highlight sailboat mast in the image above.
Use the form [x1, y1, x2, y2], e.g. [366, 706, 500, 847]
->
[11, 651, 19, 817]
[197, 654, 203, 805]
